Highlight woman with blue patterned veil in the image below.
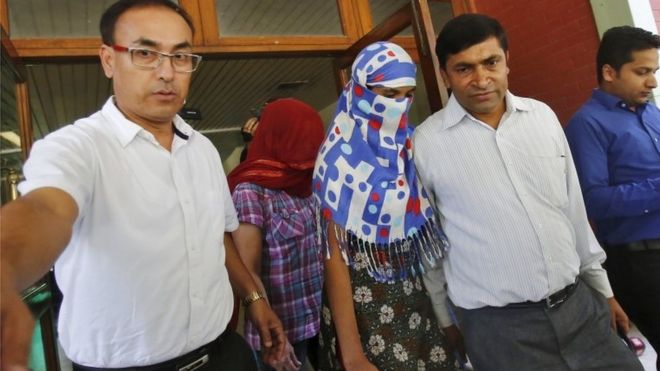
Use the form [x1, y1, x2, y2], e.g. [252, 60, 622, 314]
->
[313, 41, 459, 371]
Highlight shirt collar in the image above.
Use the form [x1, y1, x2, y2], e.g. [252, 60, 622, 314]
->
[591, 88, 645, 112]
[440, 90, 530, 130]
[101, 96, 194, 147]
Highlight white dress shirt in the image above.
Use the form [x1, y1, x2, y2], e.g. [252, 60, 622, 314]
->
[413, 91, 612, 310]
[18, 98, 239, 367]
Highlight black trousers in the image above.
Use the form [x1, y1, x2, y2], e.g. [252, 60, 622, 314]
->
[73, 329, 257, 371]
[605, 245, 660, 370]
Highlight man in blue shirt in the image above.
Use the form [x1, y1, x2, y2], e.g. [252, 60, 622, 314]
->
[566, 26, 660, 368]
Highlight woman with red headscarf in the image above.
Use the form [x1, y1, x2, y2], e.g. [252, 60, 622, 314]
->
[228, 98, 325, 371]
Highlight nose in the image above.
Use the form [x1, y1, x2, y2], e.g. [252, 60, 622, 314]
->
[647, 72, 658, 89]
[157, 55, 175, 81]
[473, 66, 490, 88]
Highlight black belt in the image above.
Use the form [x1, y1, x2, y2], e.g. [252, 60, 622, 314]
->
[608, 239, 660, 252]
[72, 330, 230, 371]
[506, 279, 579, 310]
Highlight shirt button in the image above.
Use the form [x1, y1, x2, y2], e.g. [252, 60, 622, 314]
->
[644, 209, 649, 214]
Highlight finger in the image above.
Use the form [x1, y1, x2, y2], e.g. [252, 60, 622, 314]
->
[246, 118, 259, 133]
[617, 314, 630, 333]
[261, 328, 273, 349]
[289, 350, 301, 367]
[242, 117, 257, 133]
[273, 328, 287, 359]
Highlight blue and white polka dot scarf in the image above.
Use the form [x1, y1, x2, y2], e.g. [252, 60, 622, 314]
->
[313, 42, 448, 282]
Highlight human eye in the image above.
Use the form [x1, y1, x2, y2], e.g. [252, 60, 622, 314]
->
[635, 68, 653, 77]
[132, 49, 158, 62]
[455, 66, 471, 76]
[173, 53, 190, 61]
[485, 58, 499, 68]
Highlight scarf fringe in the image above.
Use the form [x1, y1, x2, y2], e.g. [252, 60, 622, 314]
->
[317, 213, 449, 283]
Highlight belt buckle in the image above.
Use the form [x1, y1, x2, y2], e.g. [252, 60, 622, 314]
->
[178, 354, 209, 371]
[545, 295, 566, 309]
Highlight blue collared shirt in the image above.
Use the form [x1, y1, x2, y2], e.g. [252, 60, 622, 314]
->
[565, 89, 660, 245]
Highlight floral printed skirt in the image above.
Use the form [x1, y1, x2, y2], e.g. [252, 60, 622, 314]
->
[317, 267, 458, 370]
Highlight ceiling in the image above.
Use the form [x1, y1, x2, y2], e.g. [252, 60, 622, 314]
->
[23, 56, 339, 164]
[3, 0, 453, 169]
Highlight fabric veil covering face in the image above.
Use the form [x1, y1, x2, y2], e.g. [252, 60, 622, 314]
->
[228, 98, 325, 198]
[313, 42, 448, 283]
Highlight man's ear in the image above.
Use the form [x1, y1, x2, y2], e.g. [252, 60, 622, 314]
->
[99, 45, 114, 79]
[505, 51, 510, 75]
[601, 64, 617, 83]
[439, 68, 450, 88]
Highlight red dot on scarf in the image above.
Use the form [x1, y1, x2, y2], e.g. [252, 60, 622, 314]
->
[371, 193, 380, 202]
[399, 116, 407, 129]
[369, 120, 381, 130]
[405, 138, 412, 149]
[387, 51, 395, 57]
[334, 126, 341, 134]
[373, 73, 385, 82]
[398, 179, 404, 186]
[379, 228, 389, 237]
[315, 182, 321, 191]
[322, 208, 333, 220]
[354, 85, 363, 96]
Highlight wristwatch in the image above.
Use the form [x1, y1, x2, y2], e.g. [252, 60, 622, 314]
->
[242, 291, 266, 306]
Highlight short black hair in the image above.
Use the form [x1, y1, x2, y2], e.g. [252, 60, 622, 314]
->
[100, 0, 195, 45]
[435, 13, 508, 70]
[597, 26, 660, 84]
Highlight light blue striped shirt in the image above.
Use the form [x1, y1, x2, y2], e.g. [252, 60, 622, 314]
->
[414, 92, 612, 309]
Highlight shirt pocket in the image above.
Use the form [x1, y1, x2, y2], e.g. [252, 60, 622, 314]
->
[519, 153, 569, 209]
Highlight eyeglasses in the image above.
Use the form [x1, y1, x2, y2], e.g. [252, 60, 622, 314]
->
[111, 45, 202, 73]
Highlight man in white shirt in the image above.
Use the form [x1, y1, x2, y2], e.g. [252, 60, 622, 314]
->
[414, 13, 642, 371]
[0, 1, 285, 369]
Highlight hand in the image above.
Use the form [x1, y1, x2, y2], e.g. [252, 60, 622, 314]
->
[343, 354, 378, 371]
[607, 297, 630, 333]
[1, 272, 35, 371]
[443, 324, 466, 365]
[241, 117, 259, 142]
[246, 299, 286, 365]
[268, 340, 302, 371]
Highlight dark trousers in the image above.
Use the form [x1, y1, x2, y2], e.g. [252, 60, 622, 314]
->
[72, 330, 257, 371]
[454, 281, 643, 371]
[605, 246, 660, 370]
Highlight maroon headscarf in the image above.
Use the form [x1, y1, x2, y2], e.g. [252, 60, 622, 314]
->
[228, 98, 325, 198]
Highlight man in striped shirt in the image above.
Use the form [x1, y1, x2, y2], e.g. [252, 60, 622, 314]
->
[414, 13, 642, 371]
